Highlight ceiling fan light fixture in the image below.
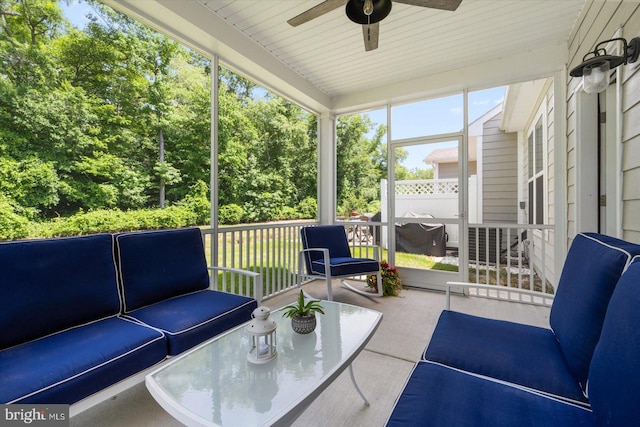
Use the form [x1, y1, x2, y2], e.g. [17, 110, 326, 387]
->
[363, 0, 374, 15]
[346, 0, 392, 25]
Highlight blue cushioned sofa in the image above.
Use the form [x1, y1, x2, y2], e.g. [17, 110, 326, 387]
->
[387, 232, 640, 426]
[0, 227, 258, 414]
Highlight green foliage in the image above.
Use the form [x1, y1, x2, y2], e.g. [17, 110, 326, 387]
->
[366, 200, 381, 214]
[153, 161, 182, 186]
[0, 157, 60, 213]
[338, 192, 368, 218]
[367, 261, 403, 297]
[219, 204, 244, 225]
[336, 114, 385, 215]
[282, 290, 325, 318]
[30, 204, 201, 238]
[177, 180, 210, 224]
[0, 196, 30, 240]
[0, 0, 386, 236]
[242, 190, 289, 223]
[296, 197, 317, 219]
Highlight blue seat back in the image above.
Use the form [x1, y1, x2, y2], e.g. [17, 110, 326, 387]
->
[116, 228, 209, 312]
[300, 226, 352, 274]
[550, 232, 640, 394]
[0, 234, 120, 350]
[588, 257, 640, 425]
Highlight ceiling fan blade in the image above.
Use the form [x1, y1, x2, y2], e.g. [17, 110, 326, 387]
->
[287, 0, 347, 27]
[363, 22, 379, 51]
[394, 0, 462, 11]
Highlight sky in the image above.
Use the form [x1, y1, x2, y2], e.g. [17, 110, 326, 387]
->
[363, 86, 505, 170]
[60, 1, 505, 172]
[60, 1, 93, 28]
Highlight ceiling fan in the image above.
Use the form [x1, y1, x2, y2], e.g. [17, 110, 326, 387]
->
[287, 0, 462, 52]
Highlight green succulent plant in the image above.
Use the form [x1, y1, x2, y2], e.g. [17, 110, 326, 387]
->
[282, 290, 325, 318]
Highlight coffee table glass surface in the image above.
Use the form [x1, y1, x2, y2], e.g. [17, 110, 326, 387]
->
[145, 299, 382, 426]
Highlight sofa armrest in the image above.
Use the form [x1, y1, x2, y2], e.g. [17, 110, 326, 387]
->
[298, 248, 331, 278]
[445, 281, 554, 310]
[207, 266, 263, 303]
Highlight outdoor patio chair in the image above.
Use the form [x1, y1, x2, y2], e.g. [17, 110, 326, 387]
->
[298, 225, 382, 301]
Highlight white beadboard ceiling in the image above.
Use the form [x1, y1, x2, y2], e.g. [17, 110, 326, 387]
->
[109, 0, 587, 112]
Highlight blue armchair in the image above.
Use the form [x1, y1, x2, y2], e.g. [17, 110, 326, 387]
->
[298, 225, 382, 300]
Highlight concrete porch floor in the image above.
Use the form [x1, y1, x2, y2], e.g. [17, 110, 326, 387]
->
[70, 281, 550, 427]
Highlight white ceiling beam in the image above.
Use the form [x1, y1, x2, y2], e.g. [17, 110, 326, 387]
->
[330, 42, 568, 114]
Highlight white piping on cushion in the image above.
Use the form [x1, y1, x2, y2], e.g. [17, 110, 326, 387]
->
[578, 233, 635, 271]
[424, 361, 592, 410]
[8, 321, 166, 404]
[2, 315, 128, 352]
[123, 298, 255, 336]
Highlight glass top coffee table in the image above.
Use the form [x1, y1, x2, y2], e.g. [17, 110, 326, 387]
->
[145, 300, 382, 426]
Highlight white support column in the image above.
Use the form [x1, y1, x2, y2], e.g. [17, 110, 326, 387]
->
[575, 89, 598, 234]
[461, 89, 469, 283]
[317, 112, 336, 225]
[386, 105, 395, 266]
[210, 55, 220, 270]
[553, 69, 568, 277]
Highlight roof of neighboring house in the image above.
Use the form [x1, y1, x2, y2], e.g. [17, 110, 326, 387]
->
[424, 147, 477, 164]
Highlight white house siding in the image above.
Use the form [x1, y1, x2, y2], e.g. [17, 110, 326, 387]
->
[567, 0, 640, 245]
[438, 161, 477, 179]
[621, 14, 640, 243]
[545, 84, 556, 283]
[482, 114, 518, 223]
[519, 81, 556, 285]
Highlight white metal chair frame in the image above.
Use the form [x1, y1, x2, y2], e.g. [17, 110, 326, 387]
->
[297, 246, 383, 301]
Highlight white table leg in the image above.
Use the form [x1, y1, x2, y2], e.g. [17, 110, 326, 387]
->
[349, 365, 370, 406]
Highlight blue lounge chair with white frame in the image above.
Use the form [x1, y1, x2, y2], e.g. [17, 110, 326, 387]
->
[298, 225, 383, 301]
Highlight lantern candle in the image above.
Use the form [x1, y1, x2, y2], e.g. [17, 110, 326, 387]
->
[247, 306, 278, 364]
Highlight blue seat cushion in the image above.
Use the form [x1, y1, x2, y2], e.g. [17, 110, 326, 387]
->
[116, 228, 210, 312]
[125, 290, 257, 355]
[0, 317, 166, 405]
[588, 258, 640, 426]
[311, 257, 380, 277]
[386, 361, 595, 427]
[424, 310, 587, 404]
[0, 234, 120, 350]
[550, 232, 640, 394]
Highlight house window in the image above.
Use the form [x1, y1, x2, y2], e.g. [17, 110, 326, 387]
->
[527, 116, 545, 224]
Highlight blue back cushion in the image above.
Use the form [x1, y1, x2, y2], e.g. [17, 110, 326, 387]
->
[300, 226, 352, 273]
[588, 257, 640, 425]
[116, 228, 209, 312]
[0, 234, 119, 350]
[550, 232, 640, 393]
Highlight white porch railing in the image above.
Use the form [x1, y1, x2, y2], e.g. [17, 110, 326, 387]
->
[465, 223, 556, 306]
[202, 221, 556, 303]
[201, 221, 314, 301]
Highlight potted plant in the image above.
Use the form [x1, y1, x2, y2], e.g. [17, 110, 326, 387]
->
[367, 261, 402, 296]
[282, 290, 325, 334]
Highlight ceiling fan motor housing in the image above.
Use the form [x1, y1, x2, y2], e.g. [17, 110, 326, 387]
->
[346, 0, 392, 24]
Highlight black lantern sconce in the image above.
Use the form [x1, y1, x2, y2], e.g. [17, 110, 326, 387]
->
[570, 37, 640, 94]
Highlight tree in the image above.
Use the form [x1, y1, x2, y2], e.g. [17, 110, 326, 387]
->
[336, 114, 385, 215]
[0, 0, 323, 228]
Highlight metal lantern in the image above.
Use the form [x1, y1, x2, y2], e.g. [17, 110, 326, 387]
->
[247, 306, 278, 364]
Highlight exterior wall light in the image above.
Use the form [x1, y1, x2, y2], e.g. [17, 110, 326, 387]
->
[570, 37, 640, 94]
